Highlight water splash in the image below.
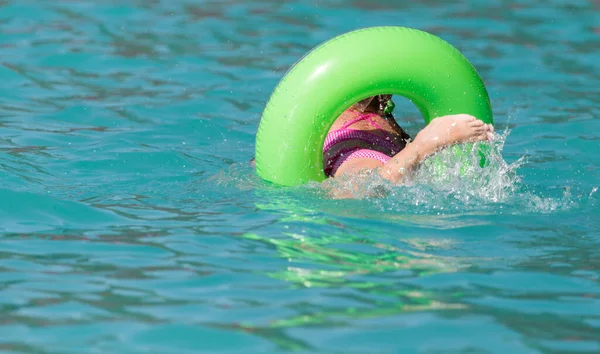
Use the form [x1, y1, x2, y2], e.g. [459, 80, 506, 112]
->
[317, 128, 580, 215]
[412, 128, 523, 203]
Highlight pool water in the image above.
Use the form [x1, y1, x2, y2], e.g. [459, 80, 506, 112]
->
[1, 1, 599, 353]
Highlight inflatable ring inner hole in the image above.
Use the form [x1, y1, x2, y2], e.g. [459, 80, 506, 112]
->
[344, 94, 427, 135]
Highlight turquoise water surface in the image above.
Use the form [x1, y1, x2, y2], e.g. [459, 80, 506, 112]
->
[1, 1, 599, 353]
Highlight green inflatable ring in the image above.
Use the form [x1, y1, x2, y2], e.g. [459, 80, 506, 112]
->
[255, 26, 493, 186]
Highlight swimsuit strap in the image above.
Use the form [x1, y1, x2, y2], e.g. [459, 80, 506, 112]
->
[324, 111, 397, 152]
[340, 112, 385, 130]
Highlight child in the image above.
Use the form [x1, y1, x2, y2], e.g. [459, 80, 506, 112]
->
[324, 95, 494, 183]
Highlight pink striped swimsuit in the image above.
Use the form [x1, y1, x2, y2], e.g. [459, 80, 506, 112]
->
[323, 113, 406, 177]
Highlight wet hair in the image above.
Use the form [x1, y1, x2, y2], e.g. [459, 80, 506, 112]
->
[352, 94, 412, 142]
[351, 94, 393, 115]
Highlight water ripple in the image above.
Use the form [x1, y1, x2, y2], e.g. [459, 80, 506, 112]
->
[1, 0, 599, 353]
